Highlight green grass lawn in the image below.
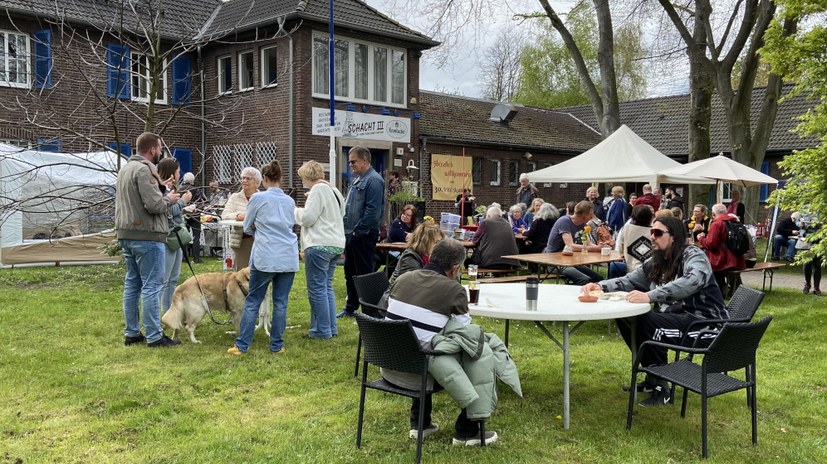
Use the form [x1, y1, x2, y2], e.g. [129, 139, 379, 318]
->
[1, 258, 825, 463]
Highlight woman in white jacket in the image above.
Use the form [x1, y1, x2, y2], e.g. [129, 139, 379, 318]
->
[295, 161, 346, 339]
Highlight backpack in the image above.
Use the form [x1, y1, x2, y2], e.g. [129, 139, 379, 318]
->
[724, 220, 750, 256]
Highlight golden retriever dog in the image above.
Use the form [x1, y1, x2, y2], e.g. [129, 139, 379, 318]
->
[161, 267, 270, 344]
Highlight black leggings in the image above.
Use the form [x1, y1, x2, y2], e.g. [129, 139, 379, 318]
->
[804, 255, 823, 288]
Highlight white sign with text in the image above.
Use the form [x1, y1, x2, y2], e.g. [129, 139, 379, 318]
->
[311, 107, 411, 143]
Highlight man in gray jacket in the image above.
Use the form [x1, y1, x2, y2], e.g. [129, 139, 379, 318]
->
[116, 132, 181, 348]
[384, 239, 498, 446]
[582, 216, 727, 406]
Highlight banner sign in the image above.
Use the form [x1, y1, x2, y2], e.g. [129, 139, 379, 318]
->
[430, 154, 472, 201]
[311, 107, 411, 143]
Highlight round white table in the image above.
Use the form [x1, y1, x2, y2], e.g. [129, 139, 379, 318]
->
[467, 283, 650, 429]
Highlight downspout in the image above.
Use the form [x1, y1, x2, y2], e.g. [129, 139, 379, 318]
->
[276, 16, 295, 189]
[197, 44, 206, 186]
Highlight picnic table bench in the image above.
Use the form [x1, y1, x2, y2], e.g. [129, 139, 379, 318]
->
[726, 261, 786, 291]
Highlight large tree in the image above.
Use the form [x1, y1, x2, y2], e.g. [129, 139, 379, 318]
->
[479, 29, 525, 101]
[516, 2, 646, 108]
[763, 0, 826, 261]
[657, 0, 798, 221]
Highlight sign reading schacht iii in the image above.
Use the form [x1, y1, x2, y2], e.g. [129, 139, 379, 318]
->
[311, 107, 411, 143]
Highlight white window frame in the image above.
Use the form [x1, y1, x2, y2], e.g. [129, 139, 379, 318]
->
[489, 159, 501, 186]
[722, 182, 732, 203]
[527, 161, 537, 173]
[260, 45, 278, 88]
[311, 32, 407, 108]
[238, 50, 254, 92]
[0, 30, 30, 89]
[130, 52, 168, 104]
[217, 55, 232, 95]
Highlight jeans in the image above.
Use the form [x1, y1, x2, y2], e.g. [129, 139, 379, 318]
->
[234, 268, 295, 352]
[344, 232, 378, 313]
[120, 239, 166, 343]
[772, 234, 797, 259]
[161, 246, 182, 312]
[562, 265, 603, 285]
[607, 262, 627, 279]
[304, 247, 339, 339]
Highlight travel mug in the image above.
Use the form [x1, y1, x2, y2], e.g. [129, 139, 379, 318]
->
[526, 277, 539, 311]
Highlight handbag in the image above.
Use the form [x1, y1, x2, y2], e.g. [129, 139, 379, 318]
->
[166, 225, 193, 251]
[794, 237, 810, 250]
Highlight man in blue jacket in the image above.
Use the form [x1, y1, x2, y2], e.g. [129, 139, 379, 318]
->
[338, 146, 385, 317]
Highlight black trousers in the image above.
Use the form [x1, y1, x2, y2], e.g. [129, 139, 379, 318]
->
[344, 232, 378, 313]
[410, 395, 479, 438]
[617, 311, 699, 368]
[186, 217, 202, 263]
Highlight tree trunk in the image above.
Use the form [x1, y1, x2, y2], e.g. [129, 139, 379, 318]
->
[688, 3, 714, 210]
[594, 0, 620, 135]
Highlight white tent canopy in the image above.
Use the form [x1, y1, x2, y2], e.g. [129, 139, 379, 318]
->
[527, 125, 716, 185]
[657, 154, 778, 187]
[0, 143, 121, 266]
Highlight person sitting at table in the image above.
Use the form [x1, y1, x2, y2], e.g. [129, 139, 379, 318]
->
[471, 206, 520, 270]
[221, 167, 262, 270]
[524, 198, 544, 227]
[543, 201, 609, 285]
[685, 204, 710, 242]
[379, 224, 445, 308]
[772, 212, 800, 261]
[389, 204, 417, 243]
[608, 205, 654, 279]
[383, 238, 508, 446]
[522, 202, 558, 254]
[508, 204, 528, 234]
[581, 216, 727, 407]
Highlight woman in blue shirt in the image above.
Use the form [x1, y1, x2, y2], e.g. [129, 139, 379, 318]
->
[388, 204, 417, 243]
[228, 160, 299, 355]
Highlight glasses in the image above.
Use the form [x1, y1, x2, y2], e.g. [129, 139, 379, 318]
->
[650, 228, 670, 238]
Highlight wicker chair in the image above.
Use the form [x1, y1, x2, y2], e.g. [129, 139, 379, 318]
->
[670, 286, 765, 402]
[627, 316, 772, 459]
[354, 313, 485, 464]
[352, 271, 390, 377]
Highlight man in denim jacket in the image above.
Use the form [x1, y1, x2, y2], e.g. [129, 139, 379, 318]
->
[338, 146, 385, 317]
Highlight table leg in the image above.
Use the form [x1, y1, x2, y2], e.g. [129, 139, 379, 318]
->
[562, 321, 571, 430]
[504, 319, 510, 348]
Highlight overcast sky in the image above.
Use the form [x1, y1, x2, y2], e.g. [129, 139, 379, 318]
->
[365, 0, 690, 100]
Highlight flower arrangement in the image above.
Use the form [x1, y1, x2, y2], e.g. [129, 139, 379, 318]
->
[581, 225, 592, 254]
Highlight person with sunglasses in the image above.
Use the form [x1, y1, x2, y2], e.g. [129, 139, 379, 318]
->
[581, 216, 727, 406]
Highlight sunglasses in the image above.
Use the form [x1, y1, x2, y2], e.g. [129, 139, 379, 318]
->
[650, 228, 670, 238]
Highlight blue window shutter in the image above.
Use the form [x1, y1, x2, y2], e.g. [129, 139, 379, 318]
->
[760, 161, 770, 202]
[172, 148, 193, 175]
[106, 44, 131, 100]
[36, 137, 61, 152]
[172, 54, 192, 105]
[107, 142, 131, 158]
[33, 29, 53, 89]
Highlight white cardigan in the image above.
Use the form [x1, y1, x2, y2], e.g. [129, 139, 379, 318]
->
[295, 182, 346, 251]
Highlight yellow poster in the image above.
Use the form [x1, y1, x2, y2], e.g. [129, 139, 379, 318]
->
[430, 154, 472, 201]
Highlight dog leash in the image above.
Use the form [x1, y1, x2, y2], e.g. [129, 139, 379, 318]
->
[173, 226, 233, 326]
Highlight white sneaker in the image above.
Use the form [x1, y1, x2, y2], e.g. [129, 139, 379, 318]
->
[452, 430, 498, 446]
[409, 423, 439, 439]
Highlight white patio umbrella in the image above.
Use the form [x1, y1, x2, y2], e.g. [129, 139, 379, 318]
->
[658, 154, 777, 187]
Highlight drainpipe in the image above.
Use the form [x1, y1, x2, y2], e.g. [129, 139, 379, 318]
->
[197, 44, 206, 187]
[276, 16, 295, 189]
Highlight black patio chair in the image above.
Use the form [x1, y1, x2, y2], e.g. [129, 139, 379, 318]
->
[354, 313, 485, 464]
[352, 271, 390, 377]
[669, 285, 765, 402]
[627, 316, 772, 459]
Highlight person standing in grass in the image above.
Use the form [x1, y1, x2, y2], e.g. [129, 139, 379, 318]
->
[157, 158, 192, 314]
[295, 161, 346, 340]
[581, 216, 727, 406]
[116, 132, 182, 348]
[228, 160, 298, 355]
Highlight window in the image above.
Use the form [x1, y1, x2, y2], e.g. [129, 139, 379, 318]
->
[260, 45, 277, 87]
[527, 161, 537, 173]
[508, 160, 519, 186]
[489, 159, 501, 186]
[171, 54, 192, 105]
[130, 52, 167, 104]
[472, 157, 482, 185]
[36, 137, 61, 152]
[722, 182, 732, 203]
[312, 33, 407, 107]
[543, 163, 553, 187]
[217, 55, 232, 94]
[759, 161, 770, 202]
[0, 30, 30, 88]
[238, 51, 254, 91]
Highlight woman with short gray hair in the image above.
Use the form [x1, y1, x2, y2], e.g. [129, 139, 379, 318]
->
[522, 202, 559, 254]
[221, 166, 262, 270]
